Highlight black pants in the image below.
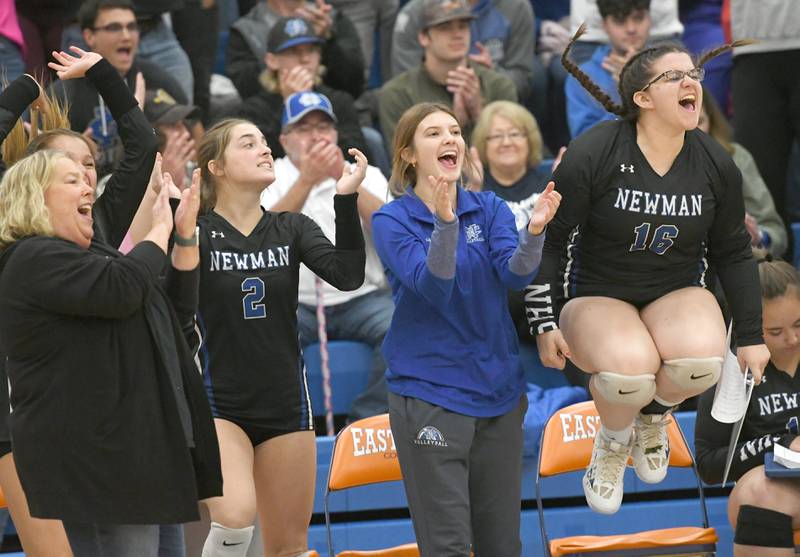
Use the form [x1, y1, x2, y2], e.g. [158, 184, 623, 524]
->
[172, 1, 219, 124]
[389, 393, 527, 557]
[732, 50, 800, 229]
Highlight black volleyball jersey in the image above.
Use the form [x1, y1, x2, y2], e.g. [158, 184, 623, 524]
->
[525, 120, 762, 345]
[695, 362, 800, 484]
[196, 194, 365, 428]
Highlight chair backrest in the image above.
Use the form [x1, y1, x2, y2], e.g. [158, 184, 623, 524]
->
[327, 413, 402, 491]
[538, 400, 693, 477]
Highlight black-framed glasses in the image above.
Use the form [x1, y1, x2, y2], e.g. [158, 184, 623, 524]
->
[92, 22, 139, 34]
[641, 67, 705, 91]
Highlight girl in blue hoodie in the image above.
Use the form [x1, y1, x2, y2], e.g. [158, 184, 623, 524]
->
[372, 102, 560, 556]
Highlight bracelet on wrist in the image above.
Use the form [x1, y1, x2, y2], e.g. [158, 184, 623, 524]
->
[173, 226, 199, 247]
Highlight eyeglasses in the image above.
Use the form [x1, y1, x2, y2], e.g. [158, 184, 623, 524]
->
[92, 22, 139, 34]
[641, 67, 705, 91]
[289, 121, 335, 135]
[486, 130, 526, 143]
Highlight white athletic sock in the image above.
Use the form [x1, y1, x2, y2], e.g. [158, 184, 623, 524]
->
[294, 552, 315, 557]
[601, 424, 633, 445]
[201, 522, 254, 557]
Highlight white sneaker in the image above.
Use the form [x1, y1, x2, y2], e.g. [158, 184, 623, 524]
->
[582, 429, 633, 515]
[632, 412, 671, 484]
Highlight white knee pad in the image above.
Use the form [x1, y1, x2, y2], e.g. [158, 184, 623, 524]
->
[661, 357, 723, 392]
[202, 522, 254, 557]
[592, 372, 656, 407]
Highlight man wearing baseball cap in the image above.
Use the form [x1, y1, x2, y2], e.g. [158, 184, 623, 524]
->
[235, 16, 369, 162]
[261, 91, 395, 423]
[144, 88, 199, 187]
[226, 0, 364, 101]
[378, 0, 517, 146]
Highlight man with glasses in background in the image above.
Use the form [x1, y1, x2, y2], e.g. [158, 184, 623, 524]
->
[52, 0, 189, 176]
[261, 91, 395, 423]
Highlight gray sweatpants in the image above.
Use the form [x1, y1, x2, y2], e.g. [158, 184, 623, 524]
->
[388, 392, 527, 557]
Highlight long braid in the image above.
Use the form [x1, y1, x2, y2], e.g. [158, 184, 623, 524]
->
[561, 23, 625, 117]
[697, 39, 756, 68]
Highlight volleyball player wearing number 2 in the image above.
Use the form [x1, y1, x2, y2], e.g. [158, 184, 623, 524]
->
[526, 28, 771, 515]
[194, 119, 366, 557]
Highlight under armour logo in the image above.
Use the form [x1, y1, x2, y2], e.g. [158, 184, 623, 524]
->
[211, 231, 225, 238]
[620, 164, 634, 173]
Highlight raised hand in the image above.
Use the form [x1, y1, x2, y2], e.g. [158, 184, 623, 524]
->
[161, 127, 196, 187]
[148, 153, 165, 195]
[173, 169, 201, 240]
[299, 140, 344, 185]
[468, 42, 494, 69]
[447, 66, 483, 122]
[150, 169, 174, 237]
[134, 72, 146, 111]
[296, 0, 333, 38]
[279, 66, 315, 99]
[528, 181, 561, 235]
[536, 329, 571, 369]
[429, 174, 455, 222]
[335, 148, 368, 195]
[48, 46, 102, 81]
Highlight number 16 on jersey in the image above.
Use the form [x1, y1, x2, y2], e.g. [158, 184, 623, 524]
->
[630, 222, 679, 255]
[242, 277, 267, 319]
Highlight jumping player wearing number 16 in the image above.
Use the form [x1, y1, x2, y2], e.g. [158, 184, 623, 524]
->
[526, 26, 771, 515]
[194, 118, 366, 557]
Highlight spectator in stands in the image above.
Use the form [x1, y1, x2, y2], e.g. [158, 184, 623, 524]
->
[695, 250, 800, 557]
[53, 0, 189, 176]
[235, 16, 369, 162]
[261, 91, 393, 421]
[698, 88, 787, 257]
[567, 0, 681, 64]
[728, 0, 800, 239]
[15, 0, 81, 86]
[328, 0, 398, 84]
[372, 102, 560, 556]
[0, 0, 25, 88]
[226, 0, 364, 101]
[470, 100, 550, 342]
[379, 0, 517, 149]
[145, 87, 199, 188]
[565, 0, 651, 138]
[391, 0, 536, 101]
[172, 0, 220, 123]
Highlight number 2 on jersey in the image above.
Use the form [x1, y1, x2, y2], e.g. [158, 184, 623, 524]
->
[630, 223, 679, 255]
[241, 277, 266, 319]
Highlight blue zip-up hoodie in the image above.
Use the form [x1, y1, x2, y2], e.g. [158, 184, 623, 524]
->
[565, 44, 619, 138]
[372, 187, 544, 417]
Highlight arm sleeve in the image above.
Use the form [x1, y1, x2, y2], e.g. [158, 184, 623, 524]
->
[372, 210, 460, 309]
[390, 6, 424, 77]
[8, 238, 166, 319]
[495, 1, 535, 98]
[88, 59, 158, 249]
[0, 75, 39, 146]
[694, 386, 791, 484]
[707, 152, 763, 346]
[488, 197, 544, 289]
[164, 264, 200, 342]
[298, 193, 366, 291]
[225, 28, 263, 100]
[524, 144, 592, 335]
[320, 12, 365, 99]
[737, 145, 788, 257]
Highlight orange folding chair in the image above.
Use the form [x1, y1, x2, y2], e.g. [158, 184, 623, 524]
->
[536, 400, 718, 556]
[324, 414, 419, 557]
[794, 529, 800, 554]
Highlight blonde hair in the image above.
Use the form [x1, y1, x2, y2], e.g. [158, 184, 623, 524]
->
[196, 118, 252, 213]
[0, 150, 68, 247]
[471, 101, 543, 169]
[1, 77, 72, 166]
[388, 102, 475, 197]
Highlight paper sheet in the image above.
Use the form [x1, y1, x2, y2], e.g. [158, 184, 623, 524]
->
[721, 370, 755, 486]
[711, 325, 751, 424]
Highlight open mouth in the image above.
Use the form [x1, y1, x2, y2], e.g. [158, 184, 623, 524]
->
[77, 203, 93, 220]
[116, 46, 133, 57]
[438, 151, 458, 169]
[257, 161, 273, 170]
[679, 94, 696, 112]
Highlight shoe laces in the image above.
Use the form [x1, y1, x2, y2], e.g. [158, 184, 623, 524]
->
[638, 414, 670, 455]
[592, 437, 630, 489]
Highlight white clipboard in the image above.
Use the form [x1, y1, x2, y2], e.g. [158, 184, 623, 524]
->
[721, 369, 755, 487]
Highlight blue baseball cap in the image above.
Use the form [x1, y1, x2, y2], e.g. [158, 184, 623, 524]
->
[281, 91, 337, 130]
[267, 17, 324, 54]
